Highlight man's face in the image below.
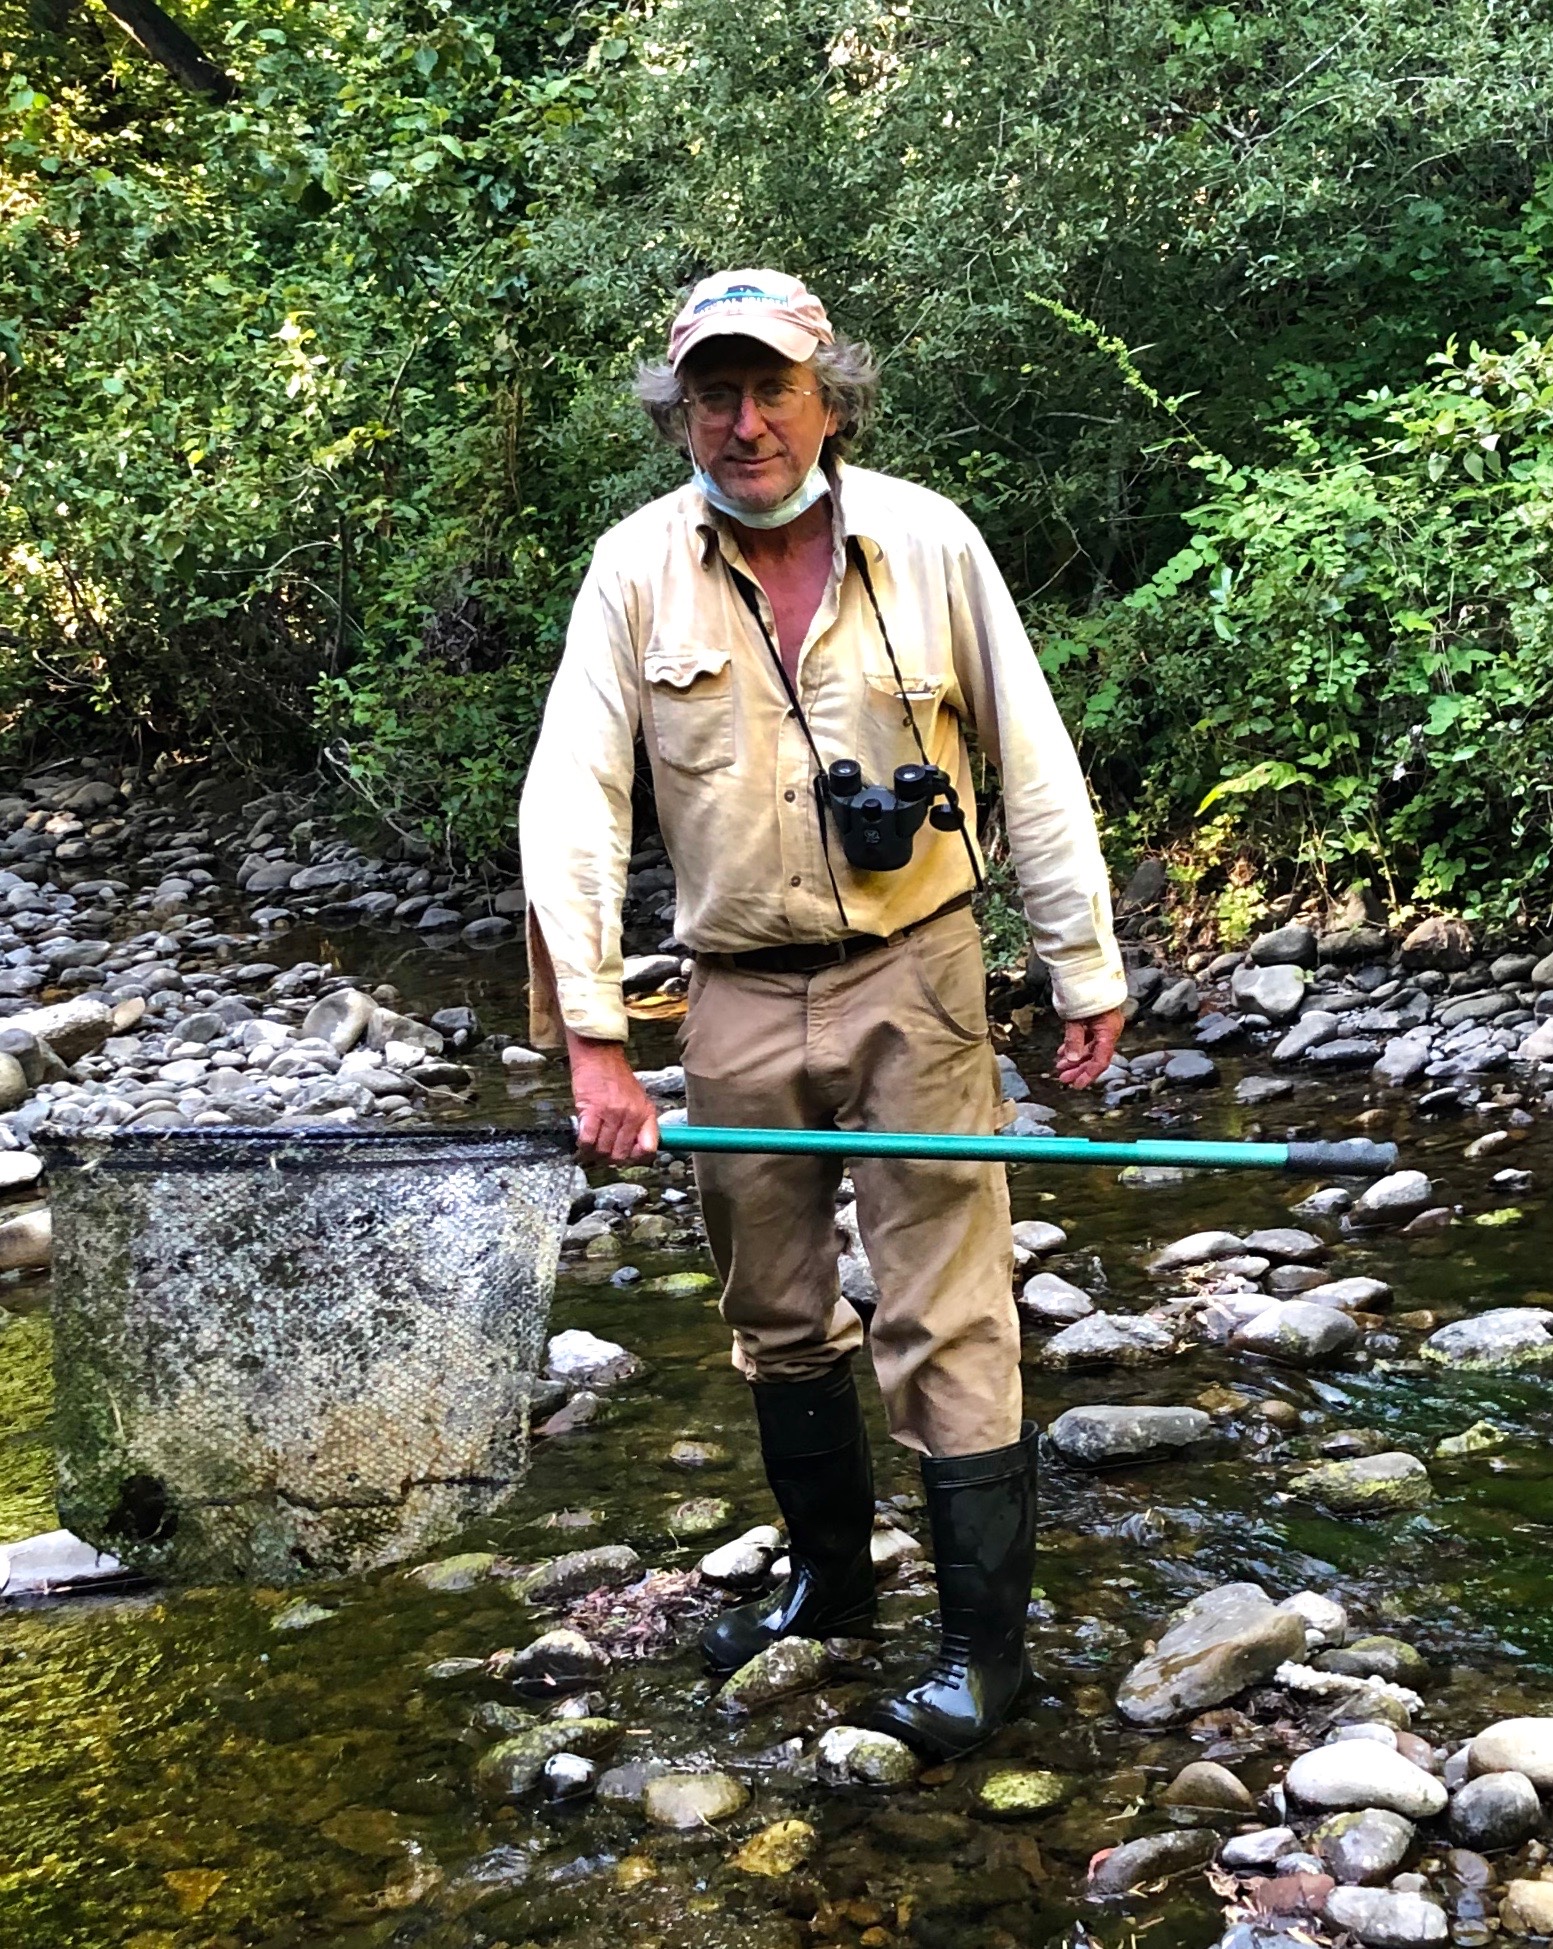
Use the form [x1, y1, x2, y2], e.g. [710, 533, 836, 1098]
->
[681, 337, 840, 514]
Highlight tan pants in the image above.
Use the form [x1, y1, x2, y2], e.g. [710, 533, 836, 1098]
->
[680, 905, 1019, 1457]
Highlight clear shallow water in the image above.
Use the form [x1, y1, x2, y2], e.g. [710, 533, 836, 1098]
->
[1, 922, 1551, 1947]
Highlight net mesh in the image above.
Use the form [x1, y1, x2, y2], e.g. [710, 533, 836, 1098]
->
[38, 1126, 575, 1585]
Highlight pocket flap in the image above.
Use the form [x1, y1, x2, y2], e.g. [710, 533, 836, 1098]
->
[864, 669, 945, 705]
[644, 644, 732, 690]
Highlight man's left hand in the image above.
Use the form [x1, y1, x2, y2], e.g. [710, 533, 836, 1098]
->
[1054, 1005, 1126, 1090]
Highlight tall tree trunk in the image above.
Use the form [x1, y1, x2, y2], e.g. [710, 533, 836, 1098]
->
[99, 0, 236, 99]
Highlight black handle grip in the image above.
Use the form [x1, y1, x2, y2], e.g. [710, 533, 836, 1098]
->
[1284, 1139, 1398, 1177]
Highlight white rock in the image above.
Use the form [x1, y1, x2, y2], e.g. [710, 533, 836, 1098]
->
[1279, 1590, 1348, 1650]
[1010, 1219, 1066, 1262]
[1148, 1229, 1244, 1274]
[870, 1526, 924, 1573]
[544, 1329, 640, 1388]
[1347, 1171, 1434, 1226]
[0, 1527, 123, 1596]
[1232, 1300, 1360, 1364]
[0, 1206, 50, 1272]
[302, 987, 376, 1053]
[1285, 1741, 1447, 1818]
[1323, 1887, 1447, 1948]
[502, 1044, 546, 1071]
[0, 1151, 43, 1192]
[1468, 1716, 1553, 1789]
[698, 1525, 782, 1588]
[815, 1725, 919, 1787]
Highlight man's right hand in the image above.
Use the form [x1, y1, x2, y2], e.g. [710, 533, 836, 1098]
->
[566, 1032, 660, 1165]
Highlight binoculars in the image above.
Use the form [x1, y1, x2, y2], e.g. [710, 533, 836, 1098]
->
[820, 759, 970, 873]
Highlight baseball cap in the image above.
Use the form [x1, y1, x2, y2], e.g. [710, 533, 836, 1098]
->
[668, 269, 834, 370]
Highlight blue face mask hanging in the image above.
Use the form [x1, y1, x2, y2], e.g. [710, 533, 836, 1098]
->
[692, 426, 832, 529]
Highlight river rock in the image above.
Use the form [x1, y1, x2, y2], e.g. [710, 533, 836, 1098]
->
[1289, 1453, 1433, 1514]
[1313, 1808, 1416, 1884]
[498, 1629, 611, 1693]
[596, 1757, 672, 1808]
[816, 1725, 919, 1787]
[698, 1525, 781, 1588]
[1233, 964, 1307, 1021]
[973, 1768, 1071, 1817]
[1152, 977, 1199, 1022]
[1010, 1218, 1066, 1260]
[1048, 1405, 1211, 1466]
[1400, 916, 1472, 972]
[1089, 1828, 1215, 1894]
[643, 1769, 749, 1828]
[1281, 1591, 1349, 1649]
[0, 1206, 50, 1272]
[0, 1053, 27, 1112]
[1347, 1172, 1435, 1226]
[1422, 1309, 1553, 1372]
[509, 1545, 641, 1606]
[717, 1637, 828, 1712]
[544, 1329, 640, 1388]
[1237, 1076, 1296, 1106]
[474, 1718, 620, 1798]
[1301, 1277, 1393, 1312]
[1324, 1887, 1447, 1947]
[1162, 1760, 1254, 1810]
[731, 1818, 819, 1876]
[1164, 1049, 1220, 1087]
[1149, 1229, 1245, 1274]
[1234, 1300, 1362, 1365]
[1275, 1011, 1340, 1062]
[5, 995, 114, 1062]
[0, 1152, 42, 1193]
[1221, 1826, 1297, 1869]
[1286, 1743, 1448, 1818]
[1469, 1718, 1553, 1789]
[1116, 1582, 1306, 1726]
[1042, 1312, 1177, 1367]
[302, 986, 375, 1053]
[541, 1751, 597, 1801]
[1317, 1636, 1425, 1682]
[1449, 1770, 1541, 1850]
[405, 1550, 497, 1592]
[1500, 1881, 1553, 1935]
[1018, 1272, 1094, 1324]
[1252, 924, 1318, 969]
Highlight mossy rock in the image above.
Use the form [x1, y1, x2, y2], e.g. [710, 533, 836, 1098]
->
[973, 1768, 1072, 1818]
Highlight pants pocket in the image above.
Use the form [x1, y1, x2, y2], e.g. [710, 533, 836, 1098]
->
[908, 919, 989, 1043]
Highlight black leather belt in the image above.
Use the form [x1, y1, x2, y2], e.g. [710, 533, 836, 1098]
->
[699, 892, 975, 976]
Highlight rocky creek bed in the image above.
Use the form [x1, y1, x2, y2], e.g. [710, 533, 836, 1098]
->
[3, 758, 1553, 1948]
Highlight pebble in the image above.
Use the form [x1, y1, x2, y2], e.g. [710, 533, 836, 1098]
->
[1089, 1829, 1215, 1894]
[1322, 1887, 1448, 1947]
[1046, 1404, 1211, 1466]
[1288, 1453, 1434, 1514]
[1499, 1882, 1553, 1936]
[1313, 1807, 1416, 1884]
[698, 1525, 781, 1587]
[667, 1496, 731, 1537]
[1221, 1827, 1297, 1870]
[1449, 1770, 1542, 1850]
[1300, 1276, 1394, 1312]
[716, 1637, 829, 1712]
[1468, 1717, 1553, 1789]
[1232, 964, 1307, 1020]
[544, 1329, 640, 1388]
[1421, 1309, 1553, 1372]
[642, 1769, 749, 1828]
[1285, 1743, 1448, 1818]
[1317, 1636, 1425, 1682]
[973, 1768, 1071, 1817]
[815, 1725, 919, 1787]
[1116, 1582, 1306, 1726]
[730, 1819, 819, 1876]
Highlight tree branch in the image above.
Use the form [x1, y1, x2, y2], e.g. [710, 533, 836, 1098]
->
[99, 0, 236, 99]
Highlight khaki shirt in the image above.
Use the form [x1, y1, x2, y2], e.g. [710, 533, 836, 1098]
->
[519, 463, 1125, 1046]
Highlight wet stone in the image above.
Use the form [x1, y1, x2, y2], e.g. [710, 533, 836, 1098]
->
[1301, 1276, 1394, 1312]
[1449, 1770, 1542, 1851]
[495, 1629, 611, 1694]
[596, 1757, 672, 1808]
[1089, 1827, 1216, 1894]
[1041, 1312, 1177, 1367]
[1468, 1717, 1553, 1789]
[642, 1769, 749, 1828]
[1347, 1171, 1435, 1226]
[1221, 1827, 1298, 1870]
[1286, 1744, 1448, 1819]
[717, 1637, 829, 1713]
[1422, 1309, 1553, 1372]
[542, 1752, 597, 1802]
[1161, 1759, 1255, 1810]
[1313, 1808, 1416, 1884]
[1323, 1887, 1448, 1947]
[405, 1551, 498, 1593]
[474, 1719, 620, 1799]
[668, 1496, 732, 1537]
[1316, 1636, 1426, 1682]
[1499, 1881, 1553, 1936]
[544, 1329, 640, 1387]
[1235, 1300, 1361, 1366]
[1149, 1229, 1245, 1274]
[1237, 1075, 1296, 1106]
[1018, 1271, 1094, 1323]
[730, 1818, 818, 1876]
[1116, 1582, 1306, 1726]
[698, 1525, 781, 1587]
[973, 1768, 1071, 1817]
[815, 1725, 919, 1787]
[509, 1545, 642, 1606]
[1288, 1453, 1434, 1514]
[1047, 1404, 1211, 1466]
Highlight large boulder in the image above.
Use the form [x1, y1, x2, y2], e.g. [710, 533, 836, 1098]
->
[1115, 1582, 1305, 1726]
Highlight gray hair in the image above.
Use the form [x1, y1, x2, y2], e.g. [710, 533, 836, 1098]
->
[633, 335, 881, 460]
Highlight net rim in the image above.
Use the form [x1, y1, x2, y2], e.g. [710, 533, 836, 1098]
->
[36, 1123, 577, 1175]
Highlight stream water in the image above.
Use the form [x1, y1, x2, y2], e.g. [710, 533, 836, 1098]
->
[1, 922, 1551, 1949]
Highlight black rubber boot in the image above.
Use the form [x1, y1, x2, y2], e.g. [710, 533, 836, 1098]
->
[700, 1360, 876, 1674]
[860, 1421, 1038, 1758]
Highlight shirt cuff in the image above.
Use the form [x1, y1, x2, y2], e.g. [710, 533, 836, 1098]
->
[1049, 957, 1129, 1022]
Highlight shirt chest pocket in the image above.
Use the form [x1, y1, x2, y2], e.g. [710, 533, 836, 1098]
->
[859, 669, 948, 773]
[644, 644, 736, 775]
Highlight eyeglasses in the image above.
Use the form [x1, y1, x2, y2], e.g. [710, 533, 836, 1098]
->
[683, 381, 820, 427]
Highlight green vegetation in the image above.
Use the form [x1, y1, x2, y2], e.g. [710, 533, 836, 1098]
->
[6, 0, 1553, 909]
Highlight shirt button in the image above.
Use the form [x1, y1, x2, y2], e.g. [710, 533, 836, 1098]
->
[790, 875, 801, 887]
[784, 788, 796, 803]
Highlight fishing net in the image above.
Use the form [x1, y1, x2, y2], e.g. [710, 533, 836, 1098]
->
[39, 1126, 575, 1585]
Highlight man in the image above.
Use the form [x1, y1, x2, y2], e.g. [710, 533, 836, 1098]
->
[519, 269, 1126, 1758]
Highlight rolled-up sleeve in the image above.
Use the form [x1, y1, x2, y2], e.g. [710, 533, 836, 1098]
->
[518, 551, 642, 1046]
[945, 523, 1127, 1021]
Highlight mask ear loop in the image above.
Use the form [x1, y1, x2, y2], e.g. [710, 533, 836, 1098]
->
[847, 538, 985, 892]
